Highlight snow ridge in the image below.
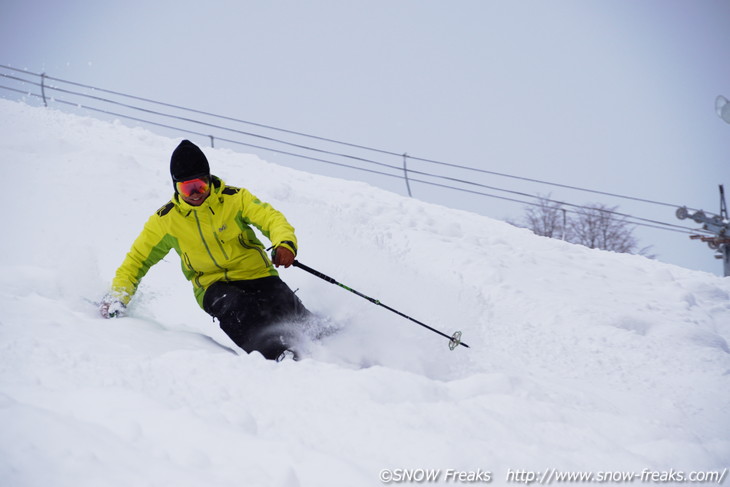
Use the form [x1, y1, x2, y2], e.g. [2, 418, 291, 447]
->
[1, 100, 729, 486]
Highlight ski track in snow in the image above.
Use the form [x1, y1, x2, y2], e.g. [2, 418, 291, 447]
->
[1, 100, 729, 486]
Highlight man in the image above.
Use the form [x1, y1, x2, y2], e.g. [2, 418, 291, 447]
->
[100, 139, 309, 361]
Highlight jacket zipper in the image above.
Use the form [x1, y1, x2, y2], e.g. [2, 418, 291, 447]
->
[183, 252, 203, 288]
[207, 209, 230, 261]
[194, 211, 229, 280]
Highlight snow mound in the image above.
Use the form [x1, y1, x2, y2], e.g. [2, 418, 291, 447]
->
[1, 100, 729, 486]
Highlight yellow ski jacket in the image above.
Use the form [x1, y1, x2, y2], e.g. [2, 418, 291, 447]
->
[110, 176, 297, 308]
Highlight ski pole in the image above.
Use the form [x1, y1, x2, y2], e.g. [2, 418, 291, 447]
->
[292, 260, 469, 350]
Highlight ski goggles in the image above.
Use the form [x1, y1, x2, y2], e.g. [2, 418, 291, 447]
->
[175, 177, 210, 197]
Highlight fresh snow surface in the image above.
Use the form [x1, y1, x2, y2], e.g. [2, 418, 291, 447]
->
[1, 99, 729, 486]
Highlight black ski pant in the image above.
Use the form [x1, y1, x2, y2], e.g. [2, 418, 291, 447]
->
[202, 276, 310, 360]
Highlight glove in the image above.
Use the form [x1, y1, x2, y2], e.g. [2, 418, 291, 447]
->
[271, 245, 295, 268]
[99, 295, 126, 319]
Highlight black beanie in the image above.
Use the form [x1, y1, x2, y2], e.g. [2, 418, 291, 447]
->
[170, 140, 210, 182]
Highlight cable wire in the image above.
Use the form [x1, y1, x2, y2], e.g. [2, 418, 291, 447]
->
[0, 65, 703, 213]
[0, 66, 715, 238]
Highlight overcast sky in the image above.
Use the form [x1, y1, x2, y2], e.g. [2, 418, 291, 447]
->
[2, 0, 729, 275]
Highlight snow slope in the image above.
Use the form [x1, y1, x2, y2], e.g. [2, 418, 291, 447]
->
[0, 99, 729, 486]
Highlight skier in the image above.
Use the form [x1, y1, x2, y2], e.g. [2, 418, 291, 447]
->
[100, 139, 309, 361]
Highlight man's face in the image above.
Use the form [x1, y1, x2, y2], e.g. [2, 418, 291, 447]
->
[176, 177, 211, 206]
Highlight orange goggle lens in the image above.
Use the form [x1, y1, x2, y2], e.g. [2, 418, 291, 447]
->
[176, 178, 210, 197]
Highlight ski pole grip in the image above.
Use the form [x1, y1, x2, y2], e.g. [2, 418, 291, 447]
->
[293, 260, 338, 285]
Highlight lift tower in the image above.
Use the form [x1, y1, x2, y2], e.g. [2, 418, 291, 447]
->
[676, 185, 730, 277]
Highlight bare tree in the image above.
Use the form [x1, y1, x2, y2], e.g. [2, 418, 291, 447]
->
[569, 204, 638, 252]
[519, 194, 569, 239]
[516, 198, 653, 256]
